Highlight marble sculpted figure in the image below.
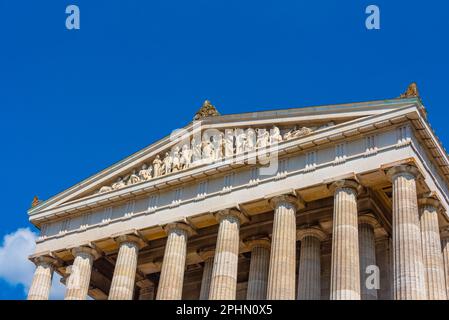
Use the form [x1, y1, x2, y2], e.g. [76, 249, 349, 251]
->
[97, 124, 314, 194]
[212, 132, 224, 160]
[245, 128, 256, 152]
[191, 137, 202, 164]
[111, 177, 125, 190]
[235, 129, 246, 154]
[270, 126, 283, 144]
[180, 144, 192, 169]
[139, 164, 152, 181]
[172, 146, 181, 172]
[256, 129, 269, 149]
[163, 152, 173, 175]
[152, 155, 162, 178]
[224, 129, 234, 157]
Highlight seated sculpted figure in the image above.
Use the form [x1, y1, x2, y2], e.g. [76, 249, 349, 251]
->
[127, 169, 141, 185]
[139, 164, 152, 181]
[283, 126, 313, 140]
[99, 185, 112, 193]
[112, 177, 126, 190]
[270, 126, 283, 144]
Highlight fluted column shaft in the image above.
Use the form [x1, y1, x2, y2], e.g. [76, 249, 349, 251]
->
[246, 239, 270, 300]
[27, 256, 58, 300]
[419, 197, 447, 300]
[442, 235, 449, 299]
[330, 180, 361, 300]
[109, 235, 144, 300]
[65, 247, 98, 300]
[199, 251, 215, 300]
[358, 215, 378, 300]
[297, 228, 326, 300]
[375, 236, 393, 300]
[388, 165, 427, 300]
[267, 195, 299, 300]
[209, 209, 244, 300]
[157, 223, 193, 300]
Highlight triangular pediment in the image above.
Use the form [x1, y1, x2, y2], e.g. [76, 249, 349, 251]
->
[29, 98, 421, 215]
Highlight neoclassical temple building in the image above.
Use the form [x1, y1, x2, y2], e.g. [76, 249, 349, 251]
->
[27, 84, 449, 300]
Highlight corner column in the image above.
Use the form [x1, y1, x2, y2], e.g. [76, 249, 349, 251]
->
[329, 180, 362, 300]
[419, 195, 447, 300]
[156, 223, 194, 300]
[109, 234, 146, 300]
[65, 246, 100, 300]
[245, 238, 271, 300]
[387, 165, 427, 300]
[267, 195, 302, 300]
[27, 256, 59, 300]
[358, 214, 379, 300]
[209, 209, 247, 300]
[297, 227, 326, 300]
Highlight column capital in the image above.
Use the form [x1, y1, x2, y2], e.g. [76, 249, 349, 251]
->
[268, 194, 305, 210]
[29, 254, 61, 268]
[114, 233, 147, 249]
[198, 247, 215, 261]
[358, 213, 379, 228]
[164, 222, 197, 237]
[387, 164, 422, 181]
[418, 193, 442, 211]
[215, 208, 249, 224]
[296, 226, 327, 242]
[244, 237, 271, 250]
[328, 179, 363, 195]
[71, 245, 101, 260]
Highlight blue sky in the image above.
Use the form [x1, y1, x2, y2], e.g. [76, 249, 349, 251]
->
[0, 0, 448, 299]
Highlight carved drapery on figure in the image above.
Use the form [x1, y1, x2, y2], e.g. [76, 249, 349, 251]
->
[96, 123, 318, 195]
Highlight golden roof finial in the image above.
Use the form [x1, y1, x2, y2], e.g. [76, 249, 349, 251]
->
[193, 100, 220, 120]
[31, 196, 41, 208]
[400, 82, 420, 98]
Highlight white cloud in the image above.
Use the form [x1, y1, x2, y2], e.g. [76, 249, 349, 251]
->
[0, 228, 66, 299]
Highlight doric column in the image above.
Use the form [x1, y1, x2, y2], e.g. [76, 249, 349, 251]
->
[156, 223, 194, 300]
[297, 227, 326, 300]
[27, 256, 59, 300]
[375, 235, 393, 300]
[329, 180, 362, 300]
[267, 195, 302, 300]
[209, 209, 247, 300]
[419, 195, 447, 300]
[387, 165, 427, 300]
[198, 249, 215, 300]
[109, 234, 146, 300]
[358, 214, 379, 300]
[442, 230, 449, 299]
[137, 279, 155, 300]
[245, 238, 271, 300]
[65, 246, 100, 300]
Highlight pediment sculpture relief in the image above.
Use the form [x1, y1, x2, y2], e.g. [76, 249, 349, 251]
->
[94, 123, 333, 195]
